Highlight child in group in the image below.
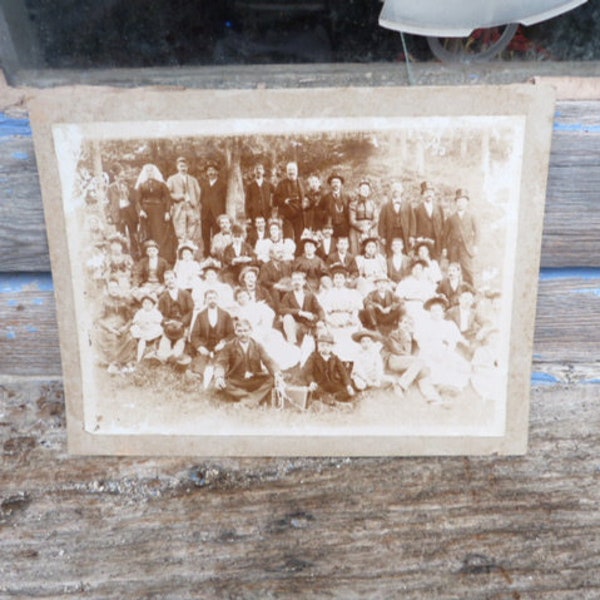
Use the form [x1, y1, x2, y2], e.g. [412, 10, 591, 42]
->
[350, 329, 391, 391]
[173, 242, 202, 292]
[130, 292, 164, 363]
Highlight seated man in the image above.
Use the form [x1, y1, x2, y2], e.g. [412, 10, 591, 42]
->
[214, 319, 283, 408]
[189, 289, 235, 385]
[156, 270, 194, 365]
[222, 223, 256, 285]
[302, 332, 355, 403]
[359, 274, 404, 335]
[384, 312, 442, 404]
[258, 246, 293, 303]
[279, 270, 326, 345]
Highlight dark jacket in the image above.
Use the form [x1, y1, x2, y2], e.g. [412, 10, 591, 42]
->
[215, 338, 278, 381]
[414, 201, 445, 255]
[302, 351, 351, 389]
[201, 178, 227, 220]
[133, 256, 170, 287]
[273, 178, 305, 221]
[378, 201, 415, 252]
[245, 179, 274, 221]
[259, 260, 293, 292]
[190, 307, 235, 352]
[158, 288, 194, 327]
[279, 290, 325, 323]
[443, 211, 478, 257]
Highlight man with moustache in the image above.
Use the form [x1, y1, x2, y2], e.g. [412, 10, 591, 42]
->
[201, 161, 227, 252]
[245, 162, 274, 221]
[273, 161, 305, 245]
[322, 173, 350, 241]
[414, 181, 445, 259]
[166, 156, 201, 246]
[378, 181, 415, 256]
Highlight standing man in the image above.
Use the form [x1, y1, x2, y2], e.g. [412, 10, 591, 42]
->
[245, 162, 274, 221]
[378, 181, 415, 256]
[442, 189, 479, 286]
[273, 161, 305, 246]
[201, 161, 227, 255]
[414, 181, 445, 259]
[322, 173, 350, 241]
[106, 164, 140, 259]
[214, 319, 283, 408]
[166, 157, 201, 247]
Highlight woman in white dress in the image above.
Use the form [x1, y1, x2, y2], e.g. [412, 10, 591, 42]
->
[414, 296, 471, 391]
[173, 242, 202, 291]
[355, 237, 388, 297]
[395, 259, 437, 328]
[415, 241, 442, 285]
[230, 287, 301, 371]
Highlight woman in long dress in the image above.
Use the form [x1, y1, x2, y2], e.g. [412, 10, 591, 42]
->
[134, 164, 175, 262]
[414, 296, 471, 391]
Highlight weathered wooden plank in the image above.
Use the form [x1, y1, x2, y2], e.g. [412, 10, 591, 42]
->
[1, 379, 599, 597]
[1, 272, 599, 378]
[1, 96, 600, 271]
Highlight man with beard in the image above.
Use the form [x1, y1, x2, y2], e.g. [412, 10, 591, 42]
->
[322, 173, 350, 241]
[273, 161, 305, 246]
[201, 161, 227, 252]
[378, 181, 415, 256]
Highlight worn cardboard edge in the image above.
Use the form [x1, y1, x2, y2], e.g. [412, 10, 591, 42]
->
[27, 84, 555, 456]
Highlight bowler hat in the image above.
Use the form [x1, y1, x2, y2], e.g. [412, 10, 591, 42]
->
[144, 239, 159, 250]
[327, 173, 345, 185]
[351, 329, 382, 343]
[455, 188, 470, 201]
[317, 332, 335, 345]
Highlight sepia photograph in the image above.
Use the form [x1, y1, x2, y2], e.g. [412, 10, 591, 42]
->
[29, 85, 555, 455]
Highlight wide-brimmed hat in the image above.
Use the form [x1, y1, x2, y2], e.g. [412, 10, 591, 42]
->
[329, 262, 348, 278]
[206, 160, 220, 171]
[200, 258, 222, 273]
[414, 239, 434, 255]
[176, 156, 188, 165]
[177, 241, 198, 257]
[317, 332, 335, 345]
[140, 292, 158, 305]
[358, 179, 372, 189]
[299, 234, 320, 251]
[423, 295, 449, 311]
[238, 265, 259, 284]
[327, 172, 345, 185]
[107, 233, 129, 251]
[144, 239, 159, 250]
[351, 329, 382, 343]
[231, 223, 245, 236]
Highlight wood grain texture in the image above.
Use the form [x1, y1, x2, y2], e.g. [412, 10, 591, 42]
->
[0, 97, 599, 271]
[1, 379, 599, 598]
[1, 274, 598, 378]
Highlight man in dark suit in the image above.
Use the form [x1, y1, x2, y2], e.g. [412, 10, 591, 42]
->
[156, 270, 194, 364]
[258, 246, 293, 303]
[273, 161, 305, 245]
[279, 270, 325, 345]
[326, 236, 359, 279]
[442, 189, 479, 286]
[414, 181, 445, 259]
[222, 224, 257, 285]
[378, 181, 415, 256]
[133, 239, 170, 288]
[201, 161, 227, 254]
[106, 163, 140, 259]
[214, 319, 282, 407]
[322, 173, 350, 240]
[245, 163, 274, 221]
[190, 289, 235, 379]
[359, 275, 404, 334]
[302, 332, 355, 403]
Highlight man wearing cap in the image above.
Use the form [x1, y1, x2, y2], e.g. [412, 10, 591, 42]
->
[350, 329, 388, 391]
[414, 181, 445, 259]
[377, 181, 415, 257]
[201, 161, 227, 253]
[106, 163, 140, 259]
[156, 270, 194, 364]
[302, 332, 355, 403]
[279, 270, 325, 345]
[132, 239, 170, 292]
[239, 265, 276, 311]
[322, 173, 350, 240]
[214, 318, 283, 408]
[167, 157, 201, 247]
[245, 163, 274, 222]
[222, 224, 256, 285]
[360, 274, 404, 335]
[190, 289, 235, 382]
[273, 161, 305, 246]
[442, 189, 479, 286]
[349, 180, 378, 256]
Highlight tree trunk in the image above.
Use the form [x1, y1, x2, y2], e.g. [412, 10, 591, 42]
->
[225, 137, 244, 219]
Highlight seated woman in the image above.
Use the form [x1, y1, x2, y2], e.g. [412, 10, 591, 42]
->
[255, 218, 296, 264]
[132, 239, 170, 301]
[470, 328, 503, 401]
[395, 259, 437, 328]
[229, 287, 300, 371]
[103, 233, 134, 294]
[414, 296, 471, 391]
[93, 278, 136, 374]
[173, 241, 202, 292]
[191, 258, 234, 311]
[355, 237, 388, 297]
[292, 234, 328, 292]
[415, 241, 442, 285]
[321, 264, 363, 361]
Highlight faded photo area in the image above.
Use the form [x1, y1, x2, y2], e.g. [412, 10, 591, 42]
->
[52, 114, 524, 441]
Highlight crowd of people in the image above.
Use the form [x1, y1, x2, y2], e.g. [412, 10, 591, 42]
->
[86, 155, 504, 410]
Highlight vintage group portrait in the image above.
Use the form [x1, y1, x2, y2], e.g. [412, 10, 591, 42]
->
[29, 84, 555, 455]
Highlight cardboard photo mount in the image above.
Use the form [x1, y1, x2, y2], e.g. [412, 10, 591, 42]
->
[29, 84, 556, 456]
